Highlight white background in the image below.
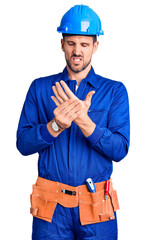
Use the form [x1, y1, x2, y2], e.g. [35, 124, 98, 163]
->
[0, 0, 147, 239]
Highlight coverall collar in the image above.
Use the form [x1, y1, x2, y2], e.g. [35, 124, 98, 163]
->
[62, 66, 101, 89]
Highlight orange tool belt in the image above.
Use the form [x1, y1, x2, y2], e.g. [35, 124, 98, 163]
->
[30, 177, 120, 225]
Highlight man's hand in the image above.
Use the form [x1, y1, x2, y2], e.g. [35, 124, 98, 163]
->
[51, 81, 96, 137]
[53, 98, 82, 129]
[47, 98, 82, 137]
[52, 81, 95, 123]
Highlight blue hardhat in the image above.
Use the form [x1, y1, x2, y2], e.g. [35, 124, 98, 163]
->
[57, 5, 104, 36]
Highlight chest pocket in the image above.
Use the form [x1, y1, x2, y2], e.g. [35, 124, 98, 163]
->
[88, 109, 108, 128]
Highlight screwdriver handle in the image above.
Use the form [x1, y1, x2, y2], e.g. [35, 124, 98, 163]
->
[104, 180, 110, 200]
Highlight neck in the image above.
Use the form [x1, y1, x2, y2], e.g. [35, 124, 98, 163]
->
[67, 64, 91, 86]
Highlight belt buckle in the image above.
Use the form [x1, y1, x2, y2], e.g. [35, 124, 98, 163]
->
[61, 188, 76, 196]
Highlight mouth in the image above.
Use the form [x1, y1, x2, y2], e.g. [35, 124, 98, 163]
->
[71, 56, 83, 64]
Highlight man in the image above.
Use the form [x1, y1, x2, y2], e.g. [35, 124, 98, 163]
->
[17, 4, 130, 240]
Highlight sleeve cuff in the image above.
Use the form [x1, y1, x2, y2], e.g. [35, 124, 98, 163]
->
[40, 124, 56, 143]
[86, 125, 105, 145]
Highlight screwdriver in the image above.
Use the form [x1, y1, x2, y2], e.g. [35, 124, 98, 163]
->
[104, 180, 110, 200]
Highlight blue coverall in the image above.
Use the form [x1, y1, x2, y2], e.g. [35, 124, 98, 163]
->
[17, 67, 130, 240]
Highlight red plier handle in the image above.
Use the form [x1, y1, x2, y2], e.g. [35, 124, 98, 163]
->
[104, 180, 110, 200]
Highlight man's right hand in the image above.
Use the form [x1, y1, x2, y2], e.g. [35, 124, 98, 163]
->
[47, 99, 82, 137]
[53, 98, 82, 129]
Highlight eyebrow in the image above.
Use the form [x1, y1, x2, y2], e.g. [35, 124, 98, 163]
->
[81, 42, 90, 45]
[67, 41, 75, 43]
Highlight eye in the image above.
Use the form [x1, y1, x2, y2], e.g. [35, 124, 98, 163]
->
[81, 43, 89, 47]
[67, 41, 75, 46]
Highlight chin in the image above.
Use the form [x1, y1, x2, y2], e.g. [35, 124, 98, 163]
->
[67, 60, 87, 74]
[72, 68, 83, 73]
[71, 64, 84, 72]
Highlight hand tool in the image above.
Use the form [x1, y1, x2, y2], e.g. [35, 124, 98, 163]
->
[86, 178, 96, 193]
[104, 180, 110, 200]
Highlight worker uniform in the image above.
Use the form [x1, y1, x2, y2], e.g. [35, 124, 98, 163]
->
[17, 66, 130, 239]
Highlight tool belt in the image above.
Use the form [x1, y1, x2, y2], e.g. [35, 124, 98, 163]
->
[30, 177, 119, 225]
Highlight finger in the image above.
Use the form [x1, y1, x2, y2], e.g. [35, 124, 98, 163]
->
[54, 98, 74, 114]
[64, 101, 81, 118]
[52, 86, 64, 104]
[63, 99, 79, 113]
[51, 96, 60, 107]
[68, 109, 82, 121]
[60, 80, 77, 100]
[70, 101, 81, 113]
[85, 91, 95, 105]
[55, 82, 69, 101]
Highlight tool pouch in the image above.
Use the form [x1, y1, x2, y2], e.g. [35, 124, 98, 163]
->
[79, 188, 119, 225]
[30, 184, 57, 222]
[30, 178, 120, 225]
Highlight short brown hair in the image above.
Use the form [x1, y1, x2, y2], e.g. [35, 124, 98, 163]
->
[62, 34, 97, 44]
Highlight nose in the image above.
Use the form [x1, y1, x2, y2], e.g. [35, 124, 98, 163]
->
[73, 44, 82, 56]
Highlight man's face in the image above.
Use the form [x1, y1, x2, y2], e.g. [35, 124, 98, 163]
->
[61, 35, 99, 74]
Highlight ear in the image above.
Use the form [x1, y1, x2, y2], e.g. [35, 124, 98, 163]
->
[61, 39, 65, 52]
[93, 41, 99, 54]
